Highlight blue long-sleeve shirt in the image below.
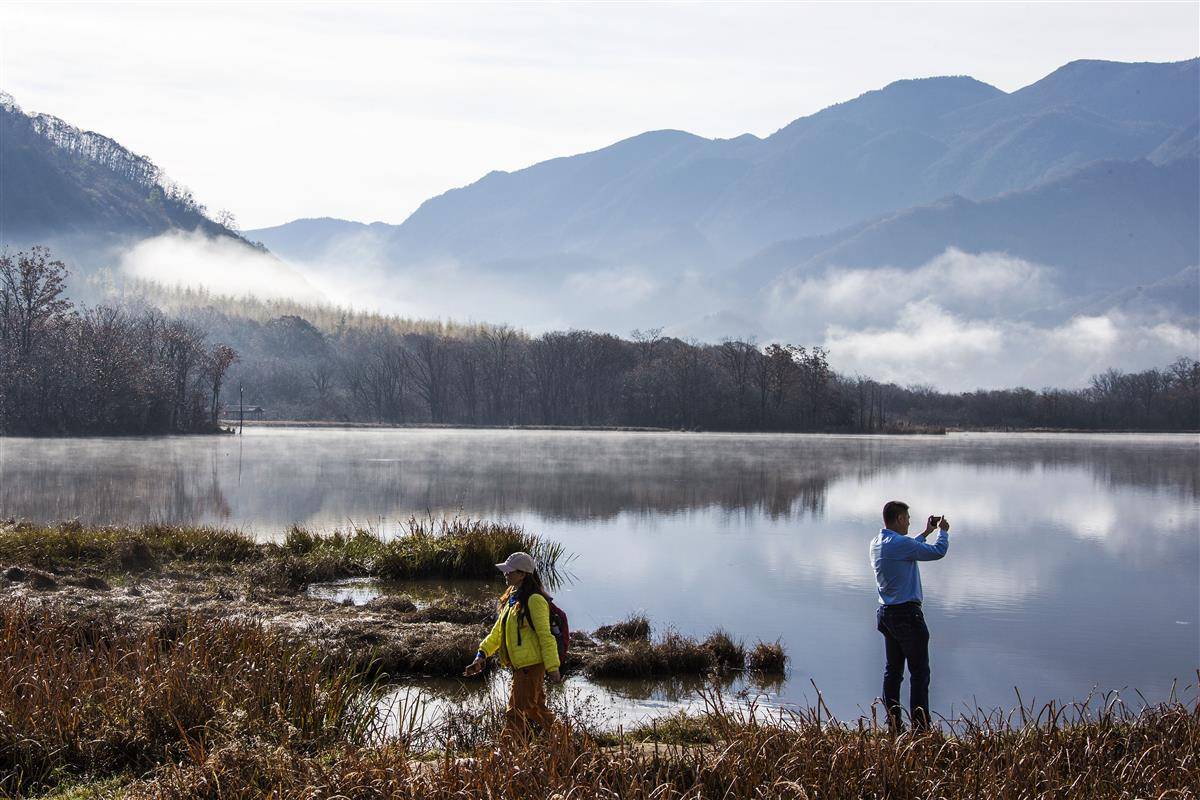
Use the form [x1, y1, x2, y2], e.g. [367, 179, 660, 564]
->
[870, 527, 949, 605]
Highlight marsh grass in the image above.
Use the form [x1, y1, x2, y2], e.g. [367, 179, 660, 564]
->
[586, 623, 782, 678]
[127, 685, 1200, 800]
[0, 520, 257, 572]
[586, 629, 719, 678]
[594, 612, 651, 641]
[5, 598, 1197, 799]
[0, 601, 379, 796]
[702, 628, 746, 671]
[747, 639, 788, 673]
[0, 517, 566, 588]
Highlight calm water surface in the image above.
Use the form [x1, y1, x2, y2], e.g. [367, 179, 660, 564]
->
[2, 428, 1197, 724]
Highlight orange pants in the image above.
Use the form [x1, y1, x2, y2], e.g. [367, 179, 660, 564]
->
[504, 663, 555, 741]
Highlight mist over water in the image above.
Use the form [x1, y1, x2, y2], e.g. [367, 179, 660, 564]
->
[2, 428, 1196, 720]
[115, 231, 1199, 392]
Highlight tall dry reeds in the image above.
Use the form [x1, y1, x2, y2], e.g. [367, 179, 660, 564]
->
[127, 686, 1200, 799]
[4, 596, 1197, 799]
[0, 601, 377, 796]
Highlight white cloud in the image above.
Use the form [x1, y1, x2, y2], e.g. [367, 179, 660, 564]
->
[825, 302, 1005, 375]
[769, 249, 1057, 331]
[119, 231, 325, 302]
[1048, 315, 1119, 356]
[763, 249, 1199, 390]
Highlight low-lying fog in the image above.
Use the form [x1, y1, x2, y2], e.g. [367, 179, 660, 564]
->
[117, 231, 1198, 392]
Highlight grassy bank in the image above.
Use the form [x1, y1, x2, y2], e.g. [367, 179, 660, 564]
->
[3, 604, 1194, 799]
[0, 517, 565, 588]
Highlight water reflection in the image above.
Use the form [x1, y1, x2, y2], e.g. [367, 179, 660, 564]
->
[1, 430, 1196, 529]
[375, 669, 788, 739]
[1, 429, 1196, 719]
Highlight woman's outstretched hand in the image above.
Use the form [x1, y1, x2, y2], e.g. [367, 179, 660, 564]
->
[463, 656, 485, 677]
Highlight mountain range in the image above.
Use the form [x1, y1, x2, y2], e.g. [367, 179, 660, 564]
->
[249, 58, 1198, 285]
[1, 58, 1196, 349]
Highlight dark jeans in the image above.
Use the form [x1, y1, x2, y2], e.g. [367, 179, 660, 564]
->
[876, 602, 931, 731]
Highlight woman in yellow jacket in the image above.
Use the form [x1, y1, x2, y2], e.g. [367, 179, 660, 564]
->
[463, 551, 561, 740]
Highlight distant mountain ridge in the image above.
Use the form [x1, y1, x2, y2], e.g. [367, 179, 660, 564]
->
[251, 58, 1199, 273]
[742, 156, 1200, 294]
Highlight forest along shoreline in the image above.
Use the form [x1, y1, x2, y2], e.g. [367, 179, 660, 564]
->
[4, 248, 1198, 438]
[0, 518, 788, 683]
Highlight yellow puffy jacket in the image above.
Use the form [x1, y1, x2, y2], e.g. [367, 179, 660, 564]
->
[479, 591, 561, 672]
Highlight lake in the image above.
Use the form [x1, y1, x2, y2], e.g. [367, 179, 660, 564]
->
[2, 428, 1197, 725]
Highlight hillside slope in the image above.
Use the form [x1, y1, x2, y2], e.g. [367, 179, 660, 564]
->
[0, 92, 248, 269]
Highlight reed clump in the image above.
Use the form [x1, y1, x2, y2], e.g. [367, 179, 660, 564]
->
[703, 628, 746, 671]
[594, 612, 651, 641]
[586, 620, 784, 678]
[258, 517, 563, 588]
[586, 628, 724, 678]
[373, 517, 565, 581]
[746, 639, 788, 673]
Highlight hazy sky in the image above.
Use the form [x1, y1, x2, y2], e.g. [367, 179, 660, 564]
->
[2, 2, 1197, 230]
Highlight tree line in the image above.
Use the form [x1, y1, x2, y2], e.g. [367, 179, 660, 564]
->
[0, 248, 236, 435]
[2, 247, 1197, 435]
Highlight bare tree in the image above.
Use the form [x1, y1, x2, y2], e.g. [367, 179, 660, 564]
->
[162, 320, 206, 430]
[480, 326, 521, 424]
[0, 247, 71, 364]
[205, 344, 239, 424]
[405, 332, 451, 423]
[720, 338, 759, 429]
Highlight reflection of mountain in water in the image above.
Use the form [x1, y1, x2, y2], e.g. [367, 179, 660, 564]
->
[0, 431, 1194, 528]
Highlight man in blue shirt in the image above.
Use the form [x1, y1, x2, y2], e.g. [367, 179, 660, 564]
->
[870, 500, 950, 731]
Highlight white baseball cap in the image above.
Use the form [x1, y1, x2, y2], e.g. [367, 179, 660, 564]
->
[496, 552, 537, 574]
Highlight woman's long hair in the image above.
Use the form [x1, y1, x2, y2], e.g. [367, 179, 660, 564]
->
[504, 570, 551, 632]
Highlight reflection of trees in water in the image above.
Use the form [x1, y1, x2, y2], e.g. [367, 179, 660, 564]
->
[0, 452, 231, 525]
[0, 433, 1194, 528]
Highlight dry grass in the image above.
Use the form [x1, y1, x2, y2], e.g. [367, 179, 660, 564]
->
[0, 601, 377, 796]
[747, 639, 788, 673]
[0, 517, 567, 589]
[595, 612, 651, 641]
[0, 520, 257, 572]
[5, 597, 1197, 799]
[127, 689, 1200, 799]
[703, 628, 746, 672]
[586, 629, 719, 679]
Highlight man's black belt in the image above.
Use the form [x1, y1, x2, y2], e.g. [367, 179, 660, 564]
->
[882, 600, 922, 609]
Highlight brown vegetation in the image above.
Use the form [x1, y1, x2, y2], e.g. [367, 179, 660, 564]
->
[0, 517, 564, 588]
[746, 639, 788, 673]
[594, 612, 651, 641]
[1, 599, 1196, 798]
[126, 689, 1200, 799]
